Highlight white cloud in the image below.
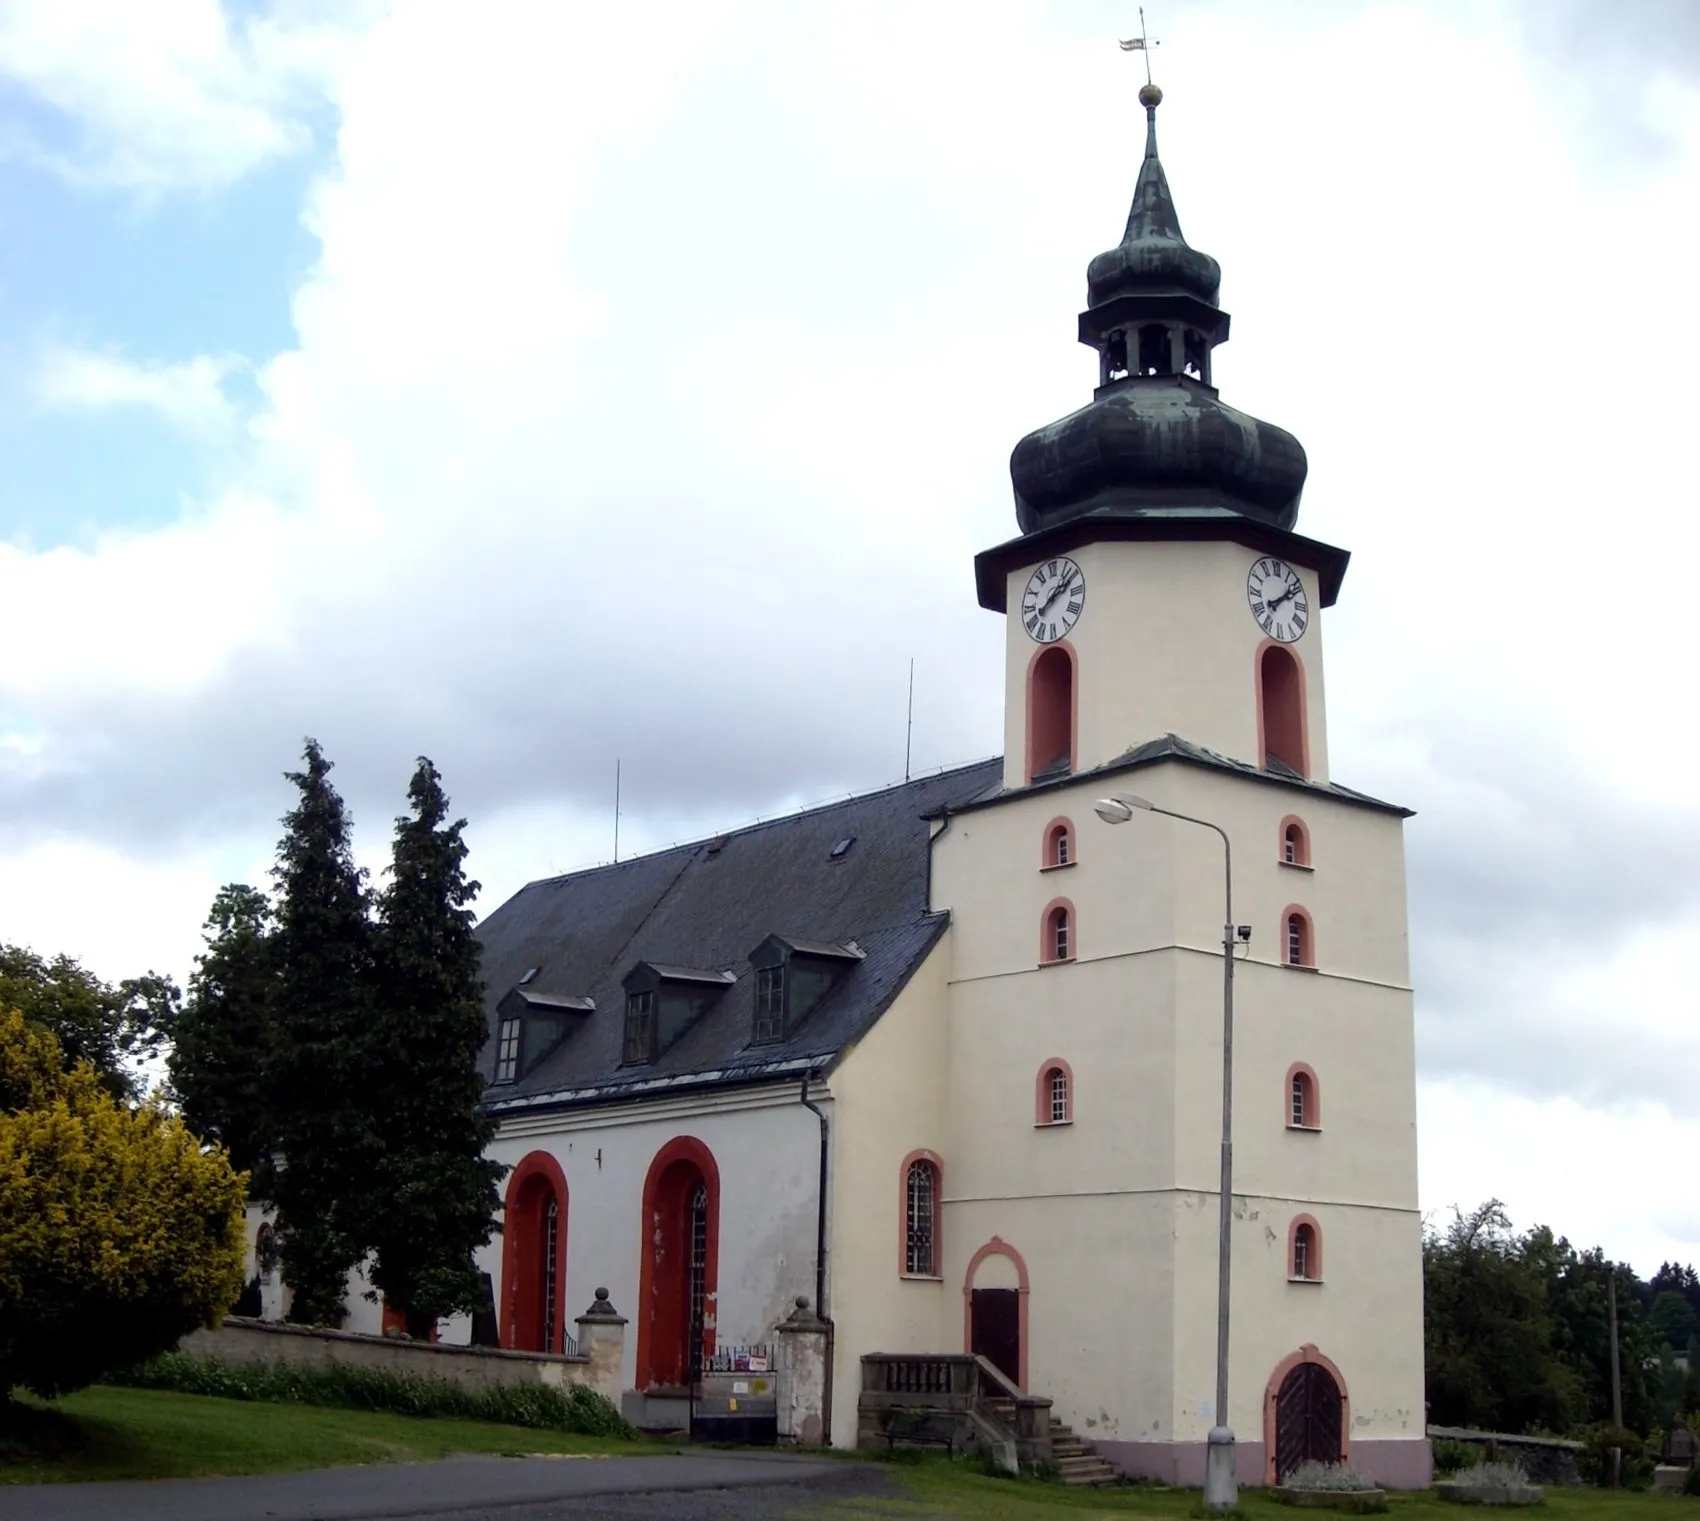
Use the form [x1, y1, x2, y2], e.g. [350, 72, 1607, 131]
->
[37, 346, 243, 433]
[0, 0, 1697, 1270]
[0, 0, 379, 190]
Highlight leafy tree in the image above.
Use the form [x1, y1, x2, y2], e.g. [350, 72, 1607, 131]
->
[169, 885, 277, 1180]
[1649, 1262, 1700, 1322]
[1650, 1291, 1700, 1351]
[0, 945, 179, 1101]
[366, 758, 502, 1336]
[267, 739, 377, 1326]
[0, 1009, 246, 1398]
[1424, 1201, 1580, 1433]
[1530, 1234, 1654, 1432]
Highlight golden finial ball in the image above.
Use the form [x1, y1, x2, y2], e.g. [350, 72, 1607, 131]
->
[1139, 83, 1163, 109]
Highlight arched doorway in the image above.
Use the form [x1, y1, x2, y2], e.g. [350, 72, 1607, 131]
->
[500, 1151, 568, 1353]
[1265, 1346, 1348, 1481]
[635, 1137, 721, 1390]
[963, 1236, 1029, 1389]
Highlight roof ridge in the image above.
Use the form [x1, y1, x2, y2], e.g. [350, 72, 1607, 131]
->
[518, 755, 1002, 893]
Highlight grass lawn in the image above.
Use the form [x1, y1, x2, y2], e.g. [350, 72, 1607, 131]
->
[817, 1455, 1697, 1519]
[0, 1385, 664, 1486]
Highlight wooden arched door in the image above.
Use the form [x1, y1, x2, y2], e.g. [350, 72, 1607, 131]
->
[1274, 1360, 1343, 1479]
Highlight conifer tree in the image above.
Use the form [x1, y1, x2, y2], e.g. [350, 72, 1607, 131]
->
[268, 739, 376, 1326]
[169, 885, 276, 1180]
[367, 758, 501, 1335]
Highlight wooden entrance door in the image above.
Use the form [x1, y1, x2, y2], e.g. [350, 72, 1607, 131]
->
[1274, 1361, 1343, 1479]
[970, 1288, 1021, 1387]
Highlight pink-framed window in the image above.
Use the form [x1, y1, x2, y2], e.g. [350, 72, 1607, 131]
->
[900, 1150, 943, 1278]
[1040, 898, 1075, 965]
[1026, 644, 1076, 783]
[1042, 817, 1075, 870]
[1287, 1063, 1319, 1129]
[1283, 907, 1315, 968]
[1034, 1058, 1074, 1126]
[1290, 1216, 1323, 1281]
[1279, 816, 1311, 868]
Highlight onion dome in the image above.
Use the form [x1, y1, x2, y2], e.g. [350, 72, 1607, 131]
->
[1009, 84, 1307, 535]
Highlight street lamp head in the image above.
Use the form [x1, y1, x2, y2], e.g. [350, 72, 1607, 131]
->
[1094, 797, 1133, 825]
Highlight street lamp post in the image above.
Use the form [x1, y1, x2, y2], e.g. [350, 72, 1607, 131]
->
[1095, 792, 1239, 1512]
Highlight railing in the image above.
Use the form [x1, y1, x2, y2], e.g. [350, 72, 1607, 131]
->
[858, 1354, 1052, 1466]
[699, 1343, 773, 1374]
[870, 1355, 975, 1397]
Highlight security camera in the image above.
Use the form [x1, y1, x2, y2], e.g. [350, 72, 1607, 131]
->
[1236, 925, 1252, 942]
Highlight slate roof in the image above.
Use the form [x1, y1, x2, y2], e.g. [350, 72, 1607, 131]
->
[476, 758, 1003, 1115]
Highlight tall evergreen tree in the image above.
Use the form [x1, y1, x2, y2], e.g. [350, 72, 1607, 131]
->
[367, 758, 502, 1335]
[169, 885, 277, 1179]
[268, 739, 377, 1326]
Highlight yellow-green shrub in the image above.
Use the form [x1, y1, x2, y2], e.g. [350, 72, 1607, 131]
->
[0, 1010, 247, 1398]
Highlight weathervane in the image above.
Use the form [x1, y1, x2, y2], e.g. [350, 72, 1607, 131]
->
[1119, 7, 1159, 87]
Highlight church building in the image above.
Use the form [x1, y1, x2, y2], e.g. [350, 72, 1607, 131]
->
[318, 80, 1426, 1487]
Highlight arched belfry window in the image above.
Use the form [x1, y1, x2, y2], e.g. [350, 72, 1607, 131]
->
[1280, 816, 1311, 868]
[1027, 645, 1075, 783]
[1042, 817, 1075, 870]
[1258, 644, 1308, 777]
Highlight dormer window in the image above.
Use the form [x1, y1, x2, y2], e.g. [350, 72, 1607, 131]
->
[619, 962, 735, 1066]
[623, 990, 656, 1065]
[753, 966, 785, 1043]
[495, 1016, 521, 1083]
[746, 933, 864, 1047]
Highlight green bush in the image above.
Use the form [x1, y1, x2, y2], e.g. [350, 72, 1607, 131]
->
[1576, 1423, 1656, 1489]
[1430, 1436, 1478, 1476]
[108, 1352, 632, 1438]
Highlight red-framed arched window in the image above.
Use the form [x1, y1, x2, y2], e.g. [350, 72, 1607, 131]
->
[1282, 906, 1315, 968]
[1035, 1058, 1073, 1126]
[499, 1150, 569, 1354]
[1040, 897, 1074, 965]
[900, 1149, 943, 1278]
[1257, 642, 1309, 777]
[1279, 816, 1311, 868]
[1026, 643, 1077, 783]
[1289, 1215, 1323, 1281]
[1286, 1063, 1319, 1129]
[1041, 816, 1075, 870]
[634, 1136, 721, 1389]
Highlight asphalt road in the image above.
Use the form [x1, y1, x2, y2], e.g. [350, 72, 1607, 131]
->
[0, 1451, 905, 1521]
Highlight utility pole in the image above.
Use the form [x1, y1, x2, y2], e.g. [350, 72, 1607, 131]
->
[1609, 1265, 1623, 1488]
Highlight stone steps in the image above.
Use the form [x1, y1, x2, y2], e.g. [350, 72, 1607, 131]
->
[1048, 1419, 1121, 1487]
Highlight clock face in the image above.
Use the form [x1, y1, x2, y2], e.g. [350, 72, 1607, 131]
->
[1246, 556, 1310, 643]
[1020, 557, 1085, 644]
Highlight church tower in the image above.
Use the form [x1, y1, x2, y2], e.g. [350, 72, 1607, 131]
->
[924, 80, 1427, 1489]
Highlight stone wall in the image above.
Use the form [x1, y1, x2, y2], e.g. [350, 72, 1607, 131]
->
[1428, 1425, 1584, 1486]
[181, 1291, 626, 1407]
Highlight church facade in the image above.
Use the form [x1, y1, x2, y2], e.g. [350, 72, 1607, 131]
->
[286, 83, 1427, 1487]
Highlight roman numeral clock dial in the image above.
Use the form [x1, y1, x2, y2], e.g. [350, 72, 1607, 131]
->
[1021, 557, 1085, 644]
[1246, 557, 1309, 643]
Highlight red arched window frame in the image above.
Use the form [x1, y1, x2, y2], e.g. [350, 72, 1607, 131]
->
[1289, 1215, 1323, 1281]
[1282, 905, 1316, 969]
[1278, 815, 1311, 869]
[1039, 897, 1075, 965]
[634, 1136, 721, 1390]
[1035, 1058, 1074, 1126]
[1025, 642, 1077, 783]
[499, 1150, 569, 1354]
[1286, 1062, 1320, 1129]
[1257, 641, 1310, 778]
[899, 1149, 944, 1278]
[1041, 816, 1075, 871]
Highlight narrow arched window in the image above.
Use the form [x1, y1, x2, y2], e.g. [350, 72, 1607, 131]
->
[1036, 1059, 1074, 1125]
[1041, 901, 1073, 964]
[904, 1157, 940, 1277]
[1284, 910, 1314, 968]
[1291, 1218, 1322, 1281]
[1258, 644, 1308, 777]
[1027, 645, 1074, 782]
[255, 1223, 276, 1286]
[1043, 818, 1074, 869]
[1288, 1065, 1319, 1129]
[1280, 817, 1310, 867]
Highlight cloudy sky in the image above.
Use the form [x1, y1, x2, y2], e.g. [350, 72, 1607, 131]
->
[1, 0, 1696, 1273]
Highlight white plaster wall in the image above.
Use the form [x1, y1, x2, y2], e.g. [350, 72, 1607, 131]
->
[480, 1092, 827, 1391]
[1001, 540, 1332, 788]
[827, 940, 953, 1444]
